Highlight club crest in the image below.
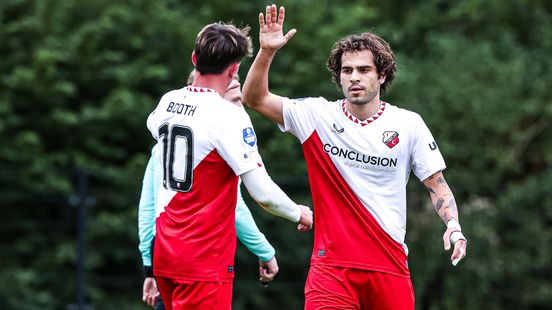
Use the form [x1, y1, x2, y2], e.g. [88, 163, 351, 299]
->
[382, 131, 399, 148]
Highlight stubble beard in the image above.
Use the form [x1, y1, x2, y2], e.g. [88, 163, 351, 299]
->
[346, 90, 377, 106]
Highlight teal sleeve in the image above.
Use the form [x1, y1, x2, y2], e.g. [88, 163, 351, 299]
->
[235, 179, 276, 262]
[137, 148, 158, 267]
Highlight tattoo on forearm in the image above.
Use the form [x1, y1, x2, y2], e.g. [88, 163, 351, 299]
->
[449, 198, 458, 214]
[437, 176, 446, 185]
[435, 198, 445, 212]
[426, 186, 436, 195]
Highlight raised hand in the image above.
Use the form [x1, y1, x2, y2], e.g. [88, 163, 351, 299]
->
[259, 4, 297, 52]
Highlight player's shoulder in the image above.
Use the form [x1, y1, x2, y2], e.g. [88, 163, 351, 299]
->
[159, 87, 186, 101]
[285, 96, 338, 109]
[385, 102, 423, 121]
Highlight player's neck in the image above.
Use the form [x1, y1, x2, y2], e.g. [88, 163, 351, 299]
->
[345, 97, 381, 121]
[191, 74, 229, 97]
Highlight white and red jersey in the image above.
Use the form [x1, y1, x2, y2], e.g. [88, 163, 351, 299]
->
[146, 86, 263, 282]
[279, 97, 446, 277]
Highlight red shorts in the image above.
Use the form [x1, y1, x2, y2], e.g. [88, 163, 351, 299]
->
[305, 265, 414, 310]
[155, 277, 232, 310]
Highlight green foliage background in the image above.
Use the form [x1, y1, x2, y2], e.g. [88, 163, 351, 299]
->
[1, 0, 550, 309]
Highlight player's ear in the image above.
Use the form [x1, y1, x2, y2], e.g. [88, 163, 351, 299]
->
[228, 63, 240, 80]
[378, 72, 386, 85]
[191, 52, 197, 66]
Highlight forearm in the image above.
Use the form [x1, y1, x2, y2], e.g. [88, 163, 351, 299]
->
[242, 50, 284, 124]
[235, 199, 276, 262]
[137, 157, 156, 266]
[241, 167, 301, 222]
[243, 50, 274, 107]
[423, 171, 459, 224]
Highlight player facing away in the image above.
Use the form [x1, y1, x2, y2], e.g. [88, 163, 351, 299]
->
[242, 5, 468, 310]
[146, 22, 313, 310]
[139, 74, 281, 309]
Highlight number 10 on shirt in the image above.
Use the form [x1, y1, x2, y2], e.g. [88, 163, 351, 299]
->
[158, 123, 194, 192]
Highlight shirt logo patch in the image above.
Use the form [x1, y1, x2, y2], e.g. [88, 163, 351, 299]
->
[317, 249, 326, 257]
[243, 127, 256, 146]
[332, 123, 344, 134]
[228, 266, 234, 273]
[382, 131, 399, 148]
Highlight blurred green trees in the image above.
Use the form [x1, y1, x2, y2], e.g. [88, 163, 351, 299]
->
[0, 0, 550, 309]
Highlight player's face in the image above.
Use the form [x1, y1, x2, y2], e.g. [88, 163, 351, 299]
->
[224, 79, 243, 107]
[340, 50, 384, 106]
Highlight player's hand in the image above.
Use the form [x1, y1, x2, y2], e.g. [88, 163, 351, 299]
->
[297, 204, 313, 232]
[142, 277, 160, 308]
[259, 256, 279, 285]
[258, 4, 297, 52]
[443, 223, 467, 266]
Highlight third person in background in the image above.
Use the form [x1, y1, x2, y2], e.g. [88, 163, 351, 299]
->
[243, 4, 468, 310]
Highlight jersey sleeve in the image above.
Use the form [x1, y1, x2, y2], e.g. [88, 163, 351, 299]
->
[147, 92, 173, 140]
[278, 97, 321, 143]
[234, 179, 276, 262]
[137, 148, 157, 267]
[410, 114, 447, 181]
[146, 111, 158, 140]
[216, 108, 264, 176]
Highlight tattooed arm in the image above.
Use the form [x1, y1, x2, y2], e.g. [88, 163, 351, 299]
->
[423, 171, 467, 266]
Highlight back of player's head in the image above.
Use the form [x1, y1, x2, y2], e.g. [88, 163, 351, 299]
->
[327, 32, 396, 94]
[194, 22, 253, 75]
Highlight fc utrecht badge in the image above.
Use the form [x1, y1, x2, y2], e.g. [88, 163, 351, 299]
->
[382, 131, 399, 148]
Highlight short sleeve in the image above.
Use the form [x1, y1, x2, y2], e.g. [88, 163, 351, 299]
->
[216, 109, 264, 176]
[278, 97, 323, 143]
[411, 114, 447, 181]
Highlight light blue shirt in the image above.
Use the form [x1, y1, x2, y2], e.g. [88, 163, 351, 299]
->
[138, 146, 275, 266]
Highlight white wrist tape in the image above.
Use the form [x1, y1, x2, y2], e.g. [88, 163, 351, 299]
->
[450, 231, 466, 244]
[447, 219, 461, 230]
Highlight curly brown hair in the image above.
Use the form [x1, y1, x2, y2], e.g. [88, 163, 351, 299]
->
[194, 22, 253, 75]
[327, 32, 396, 94]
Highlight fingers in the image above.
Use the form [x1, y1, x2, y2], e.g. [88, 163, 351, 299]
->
[142, 278, 159, 307]
[298, 205, 313, 229]
[451, 240, 467, 266]
[259, 13, 265, 28]
[297, 223, 310, 232]
[284, 29, 297, 41]
[263, 5, 287, 27]
[146, 295, 157, 307]
[270, 4, 277, 24]
[277, 6, 285, 25]
[143, 293, 157, 307]
[259, 257, 279, 283]
[259, 266, 277, 283]
[259, 266, 275, 282]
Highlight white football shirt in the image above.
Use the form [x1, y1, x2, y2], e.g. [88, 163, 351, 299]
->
[279, 97, 445, 276]
[146, 86, 263, 281]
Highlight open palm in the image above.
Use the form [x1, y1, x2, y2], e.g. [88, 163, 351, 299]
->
[259, 4, 296, 51]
